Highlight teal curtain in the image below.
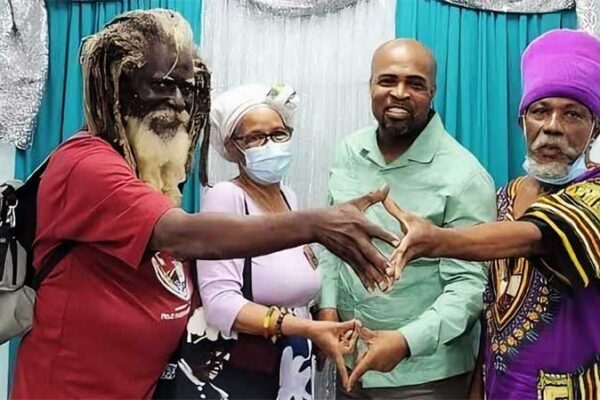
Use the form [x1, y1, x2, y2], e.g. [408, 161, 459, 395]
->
[10, 0, 202, 389]
[396, 0, 577, 187]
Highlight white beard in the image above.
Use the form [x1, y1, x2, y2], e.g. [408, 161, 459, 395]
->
[125, 111, 191, 205]
[524, 155, 571, 180]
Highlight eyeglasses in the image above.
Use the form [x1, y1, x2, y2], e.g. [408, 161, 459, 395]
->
[232, 129, 292, 148]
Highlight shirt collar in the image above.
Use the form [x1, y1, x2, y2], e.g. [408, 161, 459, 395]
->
[361, 112, 443, 169]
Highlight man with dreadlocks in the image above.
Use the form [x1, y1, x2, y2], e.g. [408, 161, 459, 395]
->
[10, 10, 399, 399]
[81, 8, 211, 202]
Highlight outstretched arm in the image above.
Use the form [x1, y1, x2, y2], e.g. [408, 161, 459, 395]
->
[152, 187, 400, 289]
[384, 194, 542, 274]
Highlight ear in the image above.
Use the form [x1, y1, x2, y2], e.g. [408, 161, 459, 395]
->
[585, 119, 600, 167]
[225, 139, 243, 165]
[593, 118, 600, 140]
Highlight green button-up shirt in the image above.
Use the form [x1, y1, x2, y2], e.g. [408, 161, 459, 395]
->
[317, 114, 496, 388]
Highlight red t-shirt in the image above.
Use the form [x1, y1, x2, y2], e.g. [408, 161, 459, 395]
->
[11, 134, 193, 399]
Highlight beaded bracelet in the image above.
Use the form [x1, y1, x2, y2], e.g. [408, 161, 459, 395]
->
[271, 307, 289, 343]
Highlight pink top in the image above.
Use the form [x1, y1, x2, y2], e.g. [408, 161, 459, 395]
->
[196, 181, 321, 336]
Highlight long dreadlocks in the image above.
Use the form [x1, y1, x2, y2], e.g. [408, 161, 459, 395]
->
[79, 9, 212, 186]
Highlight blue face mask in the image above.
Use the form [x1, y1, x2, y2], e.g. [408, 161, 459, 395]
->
[523, 152, 588, 186]
[522, 120, 595, 186]
[241, 141, 292, 184]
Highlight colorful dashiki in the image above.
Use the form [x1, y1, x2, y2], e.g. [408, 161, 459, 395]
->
[484, 174, 600, 400]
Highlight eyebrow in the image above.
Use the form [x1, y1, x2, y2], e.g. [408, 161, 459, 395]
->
[564, 103, 589, 112]
[530, 101, 549, 107]
[406, 75, 427, 82]
[376, 74, 397, 80]
[159, 72, 195, 83]
[376, 73, 428, 82]
[246, 127, 286, 134]
[532, 101, 589, 112]
[158, 75, 196, 90]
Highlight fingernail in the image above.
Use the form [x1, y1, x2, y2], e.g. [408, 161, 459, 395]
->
[384, 280, 394, 293]
[387, 264, 395, 278]
[392, 239, 401, 247]
[378, 280, 388, 292]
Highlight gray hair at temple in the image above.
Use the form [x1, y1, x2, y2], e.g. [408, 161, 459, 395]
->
[79, 9, 212, 185]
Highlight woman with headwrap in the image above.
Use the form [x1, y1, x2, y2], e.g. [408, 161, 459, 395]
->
[154, 84, 358, 400]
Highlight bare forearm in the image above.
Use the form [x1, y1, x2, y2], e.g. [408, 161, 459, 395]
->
[232, 303, 271, 336]
[151, 209, 316, 260]
[233, 302, 310, 337]
[431, 221, 543, 261]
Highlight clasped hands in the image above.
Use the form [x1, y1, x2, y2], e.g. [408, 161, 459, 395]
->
[309, 317, 409, 393]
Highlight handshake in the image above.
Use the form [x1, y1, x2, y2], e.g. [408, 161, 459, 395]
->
[307, 312, 409, 392]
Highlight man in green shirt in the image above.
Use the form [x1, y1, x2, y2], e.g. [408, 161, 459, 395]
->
[316, 39, 496, 399]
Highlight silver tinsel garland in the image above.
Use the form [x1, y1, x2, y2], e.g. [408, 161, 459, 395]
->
[246, 0, 362, 16]
[0, 0, 48, 149]
[246, 0, 577, 15]
[440, 0, 599, 38]
[577, 0, 600, 36]
[442, 0, 574, 13]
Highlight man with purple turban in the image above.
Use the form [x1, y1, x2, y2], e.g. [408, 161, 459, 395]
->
[345, 29, 600, 400]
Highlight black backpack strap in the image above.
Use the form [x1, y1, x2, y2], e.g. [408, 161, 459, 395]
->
[19, 137, 82, 290]
[240, 197, 253, 301]
[29, 240, 75, 290]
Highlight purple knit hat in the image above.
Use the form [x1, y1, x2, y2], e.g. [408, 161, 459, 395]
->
[519, 29, 600, 118]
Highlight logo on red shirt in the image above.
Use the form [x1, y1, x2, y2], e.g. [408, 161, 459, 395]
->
[151, 252, 191, 301]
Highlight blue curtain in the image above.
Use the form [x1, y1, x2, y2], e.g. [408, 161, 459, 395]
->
[396, 0, 577, 187]
[9, 0, 202, 388]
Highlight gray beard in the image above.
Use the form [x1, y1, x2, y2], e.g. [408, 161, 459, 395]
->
[140, 108, 190, 139]
[124, 111, 192, 205]
[524, 155, 570, 180]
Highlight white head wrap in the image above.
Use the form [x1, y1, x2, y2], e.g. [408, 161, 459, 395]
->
[210, 84, 299, 161]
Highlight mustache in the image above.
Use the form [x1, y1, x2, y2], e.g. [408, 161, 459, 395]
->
[147, 108, 190, 125]
[385, 102, 413, 113]
[530, 135, 579, 158]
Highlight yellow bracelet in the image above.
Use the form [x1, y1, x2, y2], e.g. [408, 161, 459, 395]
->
[263, 306, 277, 338]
